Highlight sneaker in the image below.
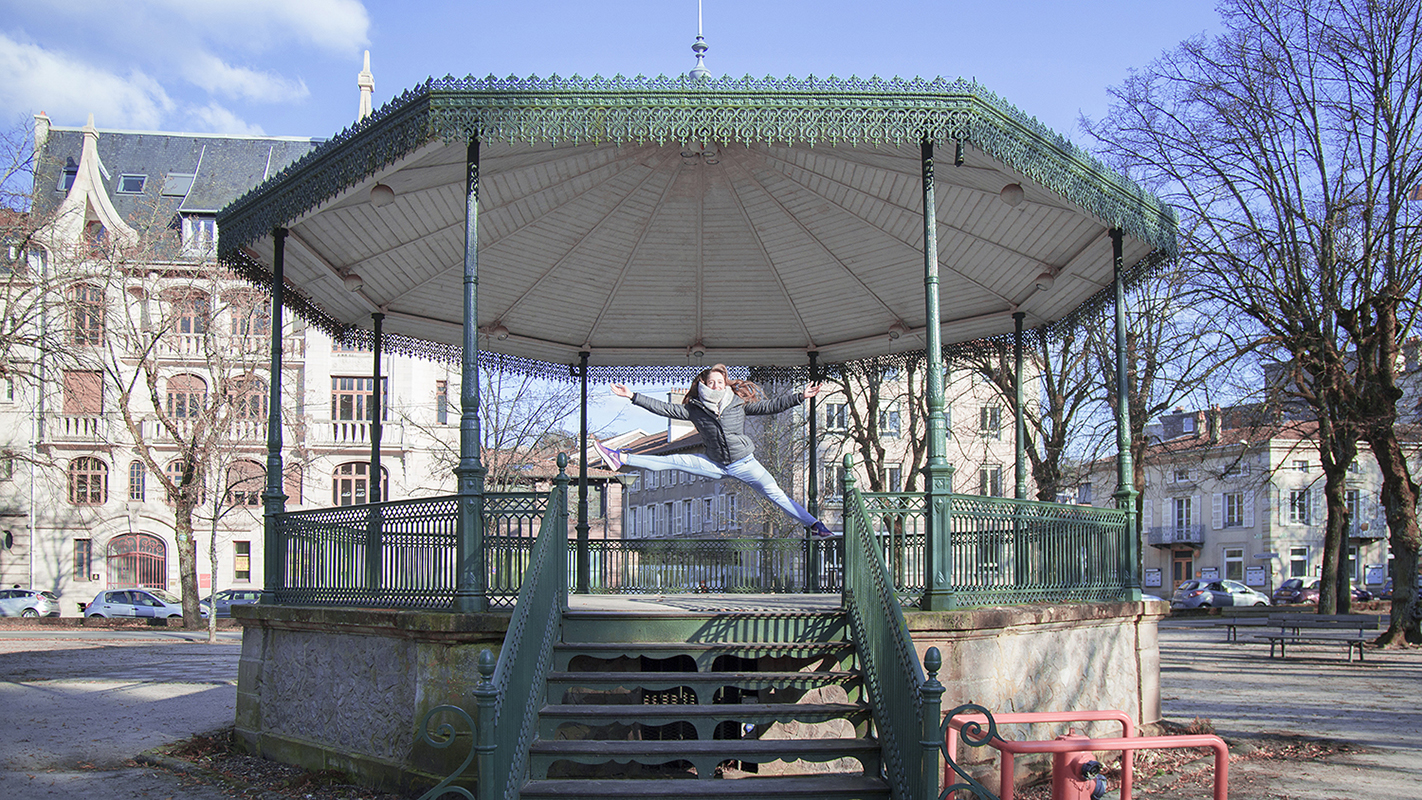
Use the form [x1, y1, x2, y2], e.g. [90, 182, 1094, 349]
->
[592, 439, 624, 470]
[810, 521, 835, 538]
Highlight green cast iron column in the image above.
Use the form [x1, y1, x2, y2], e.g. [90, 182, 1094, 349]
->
[454, 136, 489, 613]
[576, 350, 590, 594]
[260, 227, 288, 603]
[1013, 311, 1027, 500]
[807, 350, 820, 592]
[1110, 228, 1142, 601]
[920, 137, 955, 611]
[366, 312, 384, 591]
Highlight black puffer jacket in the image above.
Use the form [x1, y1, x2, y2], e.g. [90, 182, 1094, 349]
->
[631, 390, 803, 466]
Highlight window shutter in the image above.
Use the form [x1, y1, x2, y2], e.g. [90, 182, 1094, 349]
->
[1211, 493, 1223, 530]
[1243, 491, 1255, 528]
[1311, 487, 1321, 527]
[1141, 497, 1152, 528]
[1193, 495, 1202, 529]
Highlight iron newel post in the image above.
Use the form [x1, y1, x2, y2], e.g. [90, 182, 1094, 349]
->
[261, 227, 289, 603]
[1110, 228, 1142, 601]
[454, 136, 489, 613]
[921, 137, 956, 611]
[576, 351, 590, 595]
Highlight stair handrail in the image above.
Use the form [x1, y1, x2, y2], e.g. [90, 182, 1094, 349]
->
[840, 454, 933, 800]
[486, 453, 570, 800]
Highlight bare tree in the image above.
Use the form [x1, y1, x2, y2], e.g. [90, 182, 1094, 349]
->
[819, 356, 930, 494]
[1087, 0, 1422, 640]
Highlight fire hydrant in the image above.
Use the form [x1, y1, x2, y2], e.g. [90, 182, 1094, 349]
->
[1051, 730, 1109, 800]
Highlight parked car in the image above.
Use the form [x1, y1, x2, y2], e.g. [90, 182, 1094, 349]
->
[84, 588, 207, 619]
[199, 589, 261, 617]
[0, 588, 61, 617]
[1379, 576, 1422, 601]
[1170, 579, 1272, 609]
[1276, 579, 1372, 605]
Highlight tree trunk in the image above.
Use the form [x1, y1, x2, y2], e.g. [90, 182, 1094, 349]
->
[174, 507, 202, 628]
[1369, 432, 1422, 645]
[1319, 464, 1351, 615]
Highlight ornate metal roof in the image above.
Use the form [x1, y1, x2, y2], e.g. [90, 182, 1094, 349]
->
[218, 74, 1176, 379]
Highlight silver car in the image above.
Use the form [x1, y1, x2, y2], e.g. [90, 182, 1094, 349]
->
[84, 588, 207, 619]
[199, 588, 261, 617]
[1170, 579, 1272, 609]
[0, 588, 61, 617]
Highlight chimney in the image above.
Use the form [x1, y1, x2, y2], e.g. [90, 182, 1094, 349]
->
[33, 112, 50, 162]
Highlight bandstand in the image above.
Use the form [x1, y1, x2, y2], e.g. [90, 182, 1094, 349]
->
[218, 74, 1176, 799]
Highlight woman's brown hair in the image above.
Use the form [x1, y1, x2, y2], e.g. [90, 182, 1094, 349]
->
[682, 364, 763, 404]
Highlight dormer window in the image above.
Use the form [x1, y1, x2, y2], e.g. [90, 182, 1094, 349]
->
[181, 215, 217, 258]
[59, 158, 78, 192]
[117, 175, 147, 194]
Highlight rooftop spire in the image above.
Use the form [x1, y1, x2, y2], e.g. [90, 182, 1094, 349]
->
[357, 50, 375, 121]
[688, 0, 710, 81]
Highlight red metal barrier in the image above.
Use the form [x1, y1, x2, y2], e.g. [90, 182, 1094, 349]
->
[943, 710, 1228, 800]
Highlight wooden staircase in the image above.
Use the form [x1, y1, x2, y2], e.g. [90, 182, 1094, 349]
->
[518, 608, 891, 800]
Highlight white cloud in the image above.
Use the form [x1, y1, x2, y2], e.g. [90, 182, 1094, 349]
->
[156, 0, 370, 54]
[186, 52, 311, 103]
[0, 32, 174, 129]
[186, 102, 267, 136]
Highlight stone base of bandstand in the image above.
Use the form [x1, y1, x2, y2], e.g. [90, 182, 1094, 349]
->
[232, 599, 1163, 794]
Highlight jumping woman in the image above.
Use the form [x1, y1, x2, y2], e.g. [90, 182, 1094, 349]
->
[594, 364, 834, 537]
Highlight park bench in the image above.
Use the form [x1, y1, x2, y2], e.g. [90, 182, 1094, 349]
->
[1254, 614, 1380, 661]
[1214, 615, 1271, 641]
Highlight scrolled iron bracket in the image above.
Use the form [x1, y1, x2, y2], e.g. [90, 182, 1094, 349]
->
[415, 650, 497, 800]
[938, 702, 1002, 800]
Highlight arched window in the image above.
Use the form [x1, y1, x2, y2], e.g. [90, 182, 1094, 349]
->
[128, 460, 146, 501]
[68, 457, 108, 505]
[227, 374, 268, 421]
[333, 462, 388, 506]
[225, 460, 265, 506]
[284, 463, 304, 505]
[165, 460, 201, 506]
[166, 374, 207, 419]
[106, 533, 166, 588]
[226, 292, 271, 337]
[69, 283, 104, 345]
[173, 292, 209, 335]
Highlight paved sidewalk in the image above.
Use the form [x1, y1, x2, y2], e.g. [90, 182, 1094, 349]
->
[1156, 619, 1422, 799]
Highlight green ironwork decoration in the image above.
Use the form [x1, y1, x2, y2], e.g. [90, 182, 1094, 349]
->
[415, 703, 478, 800]
[938, 702, 1004, 800]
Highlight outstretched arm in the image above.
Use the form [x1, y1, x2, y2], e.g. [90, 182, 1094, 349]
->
[615, 384, 692, 420]
[745, 384, 821, 416]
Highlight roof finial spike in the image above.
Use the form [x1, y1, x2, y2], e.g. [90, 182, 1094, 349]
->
[688, 0, 710, 81]
[357, 50, 375, 121]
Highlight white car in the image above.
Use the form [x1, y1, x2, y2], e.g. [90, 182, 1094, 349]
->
[0, 588, 61, 617]
[84, 588, 207, 619]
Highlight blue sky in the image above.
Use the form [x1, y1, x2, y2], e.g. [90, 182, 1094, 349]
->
[0, 0, 1220, 434]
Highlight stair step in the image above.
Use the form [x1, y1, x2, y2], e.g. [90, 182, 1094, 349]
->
[521, 774, 891, 800]
[562, 610, 847, 645]
[528, 736, 881, 780]
[539, 702, 870, 739]
[546, 669, 862, 703]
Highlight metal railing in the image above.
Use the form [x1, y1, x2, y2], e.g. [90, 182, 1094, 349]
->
[839, 462, 931, 800]
[577, 536, 835, 594]
[1146, 525, 1205, 547]
[271, 491, 549, 609]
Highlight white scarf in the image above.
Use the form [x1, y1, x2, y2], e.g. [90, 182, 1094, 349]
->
[700, 384, 733, 416]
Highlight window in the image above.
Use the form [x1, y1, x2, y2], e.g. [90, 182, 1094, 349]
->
[284, 464, 303, 505]
[59, 157, 77, 192]
[726, 494, 738, 525]
[683, 499, 694, 533]
[1181, 415, 1195, 433]
[63, 370, 103, 414]
[174, 292, 210, 335]
[166, 460, 193, 505]
[331, 377, 386, 421]
[887, 466, 902, 493]
[233, 541, 251, 582]
[116, 174, 147, 194]
[1293, 460, 1309, 473]
[69, 284, 104, 345]
[1346, 489, 1360, 535]
[1172, 468, 1190, 483]
[166, 374, 208, 419]
[333, 338, 372, 353]
[1173, 496, 1193, 533]
[1347, 545, 1360, 582]
[228, 296, 270, 337]
[979, 406, 1002, 439]
[436, 380, 449, 424]
[227, 375, 268, 423]
[1289, 489, 1311, 525]
[1223, 492, 1244, 527]
[825, 403, 848, 431]
[129, 460, 146, 501]
[74, 538, 92, 580]
[1077, 483, 1093, 504]
[977, 465, 1002, 497]
[181, 215, 217, 258]
[879, 408, 901, 437]
[824, 464, 846, 499]
[1289, 546, 1309, 578]
[226, 460, 265, 506]
[1224, 547, 1244, 582]
[68, 457, 108, 505]
[332, 462, 388, 506]
[702, 497, 713, 531]
[664, 502, 675, 535]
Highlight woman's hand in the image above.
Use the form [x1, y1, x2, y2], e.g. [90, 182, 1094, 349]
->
[611, 383, 633, 399]
[803, 383, 823, 399]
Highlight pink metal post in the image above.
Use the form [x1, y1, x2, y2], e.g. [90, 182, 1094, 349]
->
[944, 710, 1135, 800]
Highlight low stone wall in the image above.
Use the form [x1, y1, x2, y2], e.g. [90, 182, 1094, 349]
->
[234, 600, 1162, 793]
[233, 605, 509, 794]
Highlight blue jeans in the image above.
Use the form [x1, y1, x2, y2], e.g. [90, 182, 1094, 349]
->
[621, 452, 819, 528]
